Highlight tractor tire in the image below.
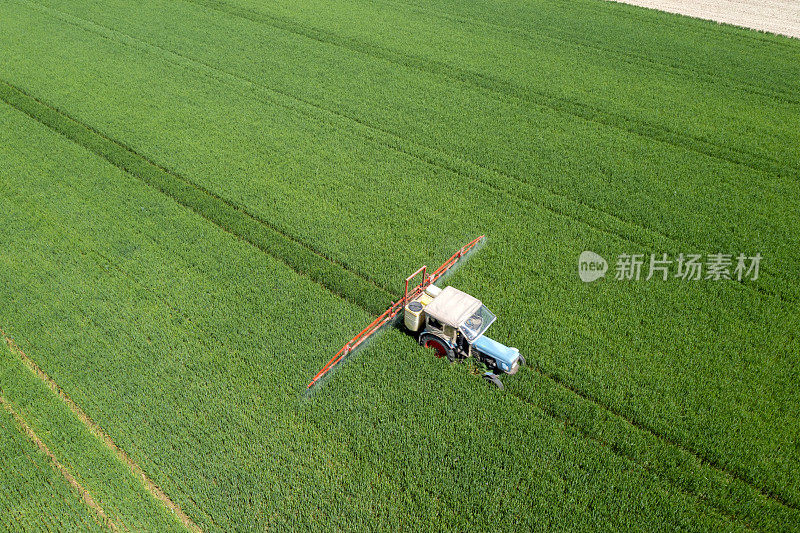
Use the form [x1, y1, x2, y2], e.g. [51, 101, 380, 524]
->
[483, 373, 504, 390]
[419, 334, 455, 362]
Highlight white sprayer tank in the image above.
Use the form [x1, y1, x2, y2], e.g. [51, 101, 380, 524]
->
[404, 284, 443, 332]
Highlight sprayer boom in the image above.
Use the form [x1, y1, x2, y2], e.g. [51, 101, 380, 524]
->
[307, 235, 485, 388]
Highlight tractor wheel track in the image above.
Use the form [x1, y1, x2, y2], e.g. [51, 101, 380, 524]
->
[0, 330, 201, 532]
[0, 393, 121, 532]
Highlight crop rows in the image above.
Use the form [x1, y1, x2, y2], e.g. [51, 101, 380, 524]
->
[0, 105, 792, 532]
[1, 4, 796, 501]
[0, 0, 798, 530]
[0, 80, 392, 315]
[374, 0, 800, 105]
[6, 0, 800, 512]
[0, 98, 763, 530]
[12, 0, 800, 292]
[0, 405, 105, 532]
[35, 0, 794, 180]
[3, 64, 799, 528]
[393, 0, 800, 99]
[183, 0, 799, 172]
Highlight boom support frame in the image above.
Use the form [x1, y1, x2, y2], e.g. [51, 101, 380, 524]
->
[307, 235, 485, 388]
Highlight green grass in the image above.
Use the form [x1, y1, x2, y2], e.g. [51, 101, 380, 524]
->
[0, 340, 186, 532]
[0, 408, 105, 532]
[389, 0, 800, 98]
[0, 99, 753, 531]
[195, 0, 800, 168]
[5, 0, 799, 293]
[0, 0, 798, 530]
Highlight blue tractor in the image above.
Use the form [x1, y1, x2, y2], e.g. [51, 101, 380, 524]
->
[403, 285, 524, 389]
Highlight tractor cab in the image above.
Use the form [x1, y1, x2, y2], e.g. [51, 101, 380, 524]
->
[404, 285, 524, 388]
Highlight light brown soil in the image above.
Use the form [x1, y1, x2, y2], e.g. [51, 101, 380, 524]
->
[609, 0, 800, 39]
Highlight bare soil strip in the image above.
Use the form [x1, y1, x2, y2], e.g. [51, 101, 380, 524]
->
[0, 393, 120, 532]
[0, 328, 201, 533]
[609, 0, 800, 39]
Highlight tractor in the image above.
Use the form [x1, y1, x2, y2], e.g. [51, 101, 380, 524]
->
[306, 235, 523, 390]
[403, 284, 524, 389]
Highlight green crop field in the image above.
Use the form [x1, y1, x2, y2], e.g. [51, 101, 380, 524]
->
[0, 406, 105, 532]
[0, 0, 798, 530]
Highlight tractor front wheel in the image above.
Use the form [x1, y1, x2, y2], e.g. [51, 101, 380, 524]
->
[420, 334, 455, 362]
[482, 373, 504, 390]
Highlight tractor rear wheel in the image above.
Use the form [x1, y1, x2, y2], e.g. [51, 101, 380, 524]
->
[482, 373, 504, 390]
[420, 334, 455, 362]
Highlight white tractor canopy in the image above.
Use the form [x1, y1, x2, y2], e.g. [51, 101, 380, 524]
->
[424, 286, 483, 329]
